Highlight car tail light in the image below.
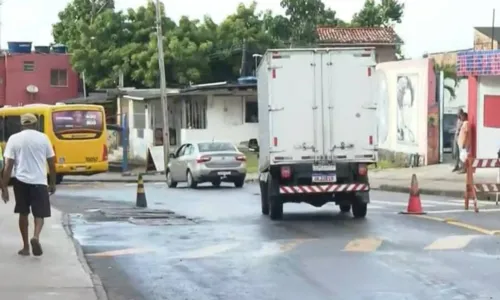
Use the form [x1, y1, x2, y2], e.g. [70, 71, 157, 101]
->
[273, 137, 278, 147]
[358, 164, 368, 176]
[367, 67, 371, 76]
[196, 155, 211, 163]
[102, 144, 108, 161]
[280, 166, 291, 179]
[235, 155, 246, 161]
[369, 135, 373, 145]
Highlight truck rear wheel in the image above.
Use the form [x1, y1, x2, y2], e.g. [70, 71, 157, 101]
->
[267, 177, 283, 220]
[352, 202, 367, 218]
[260, 181, 269, 215]
[339, 204, 351, 213]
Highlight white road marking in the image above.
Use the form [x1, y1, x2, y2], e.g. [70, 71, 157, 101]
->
[424, 235, 478, 250]
[426, 207, 500, 214]
[178, 243, 241, 259]
[371, 200, 436, 208]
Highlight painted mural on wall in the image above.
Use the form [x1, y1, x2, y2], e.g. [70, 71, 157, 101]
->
[377, 70, 389, 145]
[396, 74, 418, 145]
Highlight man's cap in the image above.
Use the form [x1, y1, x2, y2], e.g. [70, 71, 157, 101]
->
[20, 113, 37, 125]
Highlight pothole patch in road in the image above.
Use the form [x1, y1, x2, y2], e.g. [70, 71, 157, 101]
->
[81, 207, 198, 225]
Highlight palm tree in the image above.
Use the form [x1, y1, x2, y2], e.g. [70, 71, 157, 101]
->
[434, 63, 459, 99]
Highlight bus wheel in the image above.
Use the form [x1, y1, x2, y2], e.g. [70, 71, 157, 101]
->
[56, 175, 64, 185]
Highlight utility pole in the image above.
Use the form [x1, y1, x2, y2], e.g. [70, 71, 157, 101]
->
[155, 0, 170, 171]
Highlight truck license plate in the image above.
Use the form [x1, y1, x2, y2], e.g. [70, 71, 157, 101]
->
[312, 174, 336, 183]
[312, 164, 336, 171]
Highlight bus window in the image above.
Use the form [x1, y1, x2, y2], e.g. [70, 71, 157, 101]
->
[52, 110, 103, 139]
[36, 115, 44, 132]
[5, 116, 21, 140]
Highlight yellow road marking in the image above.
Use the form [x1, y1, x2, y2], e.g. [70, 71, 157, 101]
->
[280, 238, 310, 252]
[343, 237, 383, 252]
[87, 247, 154, 257]
[424, 235, 478, 250]
[413, 215, 496, 235]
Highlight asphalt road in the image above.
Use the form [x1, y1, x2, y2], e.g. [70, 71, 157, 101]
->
[52, 181, 500, 300]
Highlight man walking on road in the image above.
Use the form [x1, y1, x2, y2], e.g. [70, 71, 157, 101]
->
[452, 108, 464, 172]
[1, 113, 56, 256]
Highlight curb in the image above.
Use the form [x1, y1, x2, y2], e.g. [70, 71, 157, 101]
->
[376, 184, 498, 201]
[61, 213, 109, 300]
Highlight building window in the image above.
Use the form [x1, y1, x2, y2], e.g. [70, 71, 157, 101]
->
[23, 61, 35, 72]
[50, 69, 68, 87]
[245, 97, 258, 123]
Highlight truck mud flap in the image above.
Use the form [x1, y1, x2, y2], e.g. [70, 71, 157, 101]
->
[279, 183, 369, 194]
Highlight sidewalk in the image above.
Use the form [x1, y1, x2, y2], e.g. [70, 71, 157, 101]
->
[370, 163, 499, 199]
[0, 192, 100, 300]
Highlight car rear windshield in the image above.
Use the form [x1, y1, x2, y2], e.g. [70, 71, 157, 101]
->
[198, 142, 236, 152]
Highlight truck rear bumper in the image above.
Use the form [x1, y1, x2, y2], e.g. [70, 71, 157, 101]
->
[279, 183, 369, 194]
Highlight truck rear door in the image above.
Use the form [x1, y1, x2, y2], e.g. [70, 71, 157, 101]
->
[322, 49, 378, 162]
[268, 50, 323, 163]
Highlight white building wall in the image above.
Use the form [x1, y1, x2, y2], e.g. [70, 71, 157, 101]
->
[477, 76, 500, 158]
[181, 94, 258, 146]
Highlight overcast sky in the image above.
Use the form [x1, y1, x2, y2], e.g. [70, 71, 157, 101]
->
[1, 0, 498, 58]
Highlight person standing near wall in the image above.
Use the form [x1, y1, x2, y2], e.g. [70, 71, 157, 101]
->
[452, 109, 464, 172]
[457, 112, 469, 174]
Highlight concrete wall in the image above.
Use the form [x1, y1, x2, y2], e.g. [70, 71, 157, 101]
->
[180, 94, 258, 146]
[376, 58, 433, 165]
[476, 76, 500, 158]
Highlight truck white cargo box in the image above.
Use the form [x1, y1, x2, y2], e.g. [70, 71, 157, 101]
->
[257, 48, 378, 168]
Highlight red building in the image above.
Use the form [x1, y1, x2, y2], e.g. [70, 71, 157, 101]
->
[0, 52, 79, 106]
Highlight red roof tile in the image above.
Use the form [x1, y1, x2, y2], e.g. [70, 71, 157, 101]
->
[316, 27, 401, 45]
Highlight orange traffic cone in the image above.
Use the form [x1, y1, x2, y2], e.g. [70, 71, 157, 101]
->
[399, 174, 426, 215]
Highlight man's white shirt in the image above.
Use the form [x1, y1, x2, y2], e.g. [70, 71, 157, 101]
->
[3, 129, 55, 185]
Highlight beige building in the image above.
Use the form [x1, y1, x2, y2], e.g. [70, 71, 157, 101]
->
[428, 27, 500, 65]
[473, 27, 500, 50]
[315, 27, 402, 63]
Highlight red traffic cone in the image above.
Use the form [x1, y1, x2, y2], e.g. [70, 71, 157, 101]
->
[399, 174, 426, 215]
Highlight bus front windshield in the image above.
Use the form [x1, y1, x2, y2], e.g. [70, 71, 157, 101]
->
[52, 110, 103, 134]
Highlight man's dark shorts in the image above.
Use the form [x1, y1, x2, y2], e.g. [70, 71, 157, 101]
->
[12, 178, 51, 218]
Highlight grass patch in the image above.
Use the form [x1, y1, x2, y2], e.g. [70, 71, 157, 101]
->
[368, 159, 399, 170]
[243, 151, 258, 174]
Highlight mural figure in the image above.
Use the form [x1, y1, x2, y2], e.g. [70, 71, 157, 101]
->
[396, 75, 418, 144]
[376, 71, 389, 145]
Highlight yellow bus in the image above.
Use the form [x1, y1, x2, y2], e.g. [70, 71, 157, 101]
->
[0, 103, 109, 183]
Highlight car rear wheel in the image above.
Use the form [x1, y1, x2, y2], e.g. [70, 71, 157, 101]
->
[186, 170, 197, 188]
[166, 171, 177, 188]
[234, 178, 244, 188]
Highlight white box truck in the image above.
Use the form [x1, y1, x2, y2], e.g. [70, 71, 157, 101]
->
[254, 48, 378, 220]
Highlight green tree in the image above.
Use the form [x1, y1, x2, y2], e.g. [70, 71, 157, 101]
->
[120, 2, 176, 87]
[351, 0, 404, 27]
[70, 9, 129, 88]
[52, 0, 115, 48]
[279, 0, 344, 45]
[434, 63, 459, 99]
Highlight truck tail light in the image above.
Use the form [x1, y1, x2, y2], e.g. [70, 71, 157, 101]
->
[235, 155, 246, 161]
[102, 144, 108, 161]
[273, 137, 278, 147]
[367, 67, 371, 76]
[358, 164, 368, 176]
[196, 155, 211, 163]
[369, 135, 373, 145]
[280, 166, 291, 179]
